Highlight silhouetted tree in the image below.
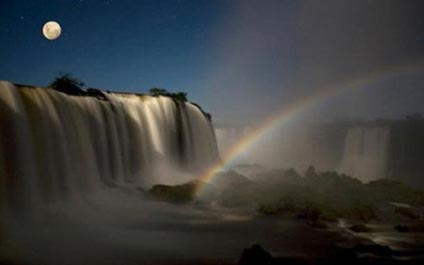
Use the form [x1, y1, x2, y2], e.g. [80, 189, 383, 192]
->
[149, 88, 169, 97]
[49, 74, 85, 96]
[174, 92, 187, 101]
[149, 87, 188, 102]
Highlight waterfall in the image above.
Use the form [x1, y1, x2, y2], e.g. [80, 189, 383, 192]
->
[0, 81, 218, 211]
[339, 126, 391, 182]
[217, 121, 423, 187]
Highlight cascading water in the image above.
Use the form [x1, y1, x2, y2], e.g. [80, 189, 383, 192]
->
[0, 81, 219, 211]
[339, 126, 391, 182]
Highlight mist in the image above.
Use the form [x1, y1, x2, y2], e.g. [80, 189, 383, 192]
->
[207, 0, 424, 179]
[203, 0, 424, 125]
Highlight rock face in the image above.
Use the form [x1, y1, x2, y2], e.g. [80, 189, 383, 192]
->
[210, 170, 251, 190]
[394, 223, 424, 233]
[353, 244, 393, 257]
[238, 244, 274, 265]
[148, 181, 203, 204]
[349, 224, 372, 233]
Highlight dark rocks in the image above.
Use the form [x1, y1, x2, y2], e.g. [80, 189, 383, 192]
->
[238, 244, 274, 265]
[349, 224, 372, 233]
[296, 207, 320, 222]
[394, 206, 420, 219]
[306, 220, 328, 229]
[86, 88, 108, 101]
[236, 243, 424, 265]
[211, 170, 251, 190]
[394, 223, 424, 233]
[48, 75, 110, 101]
[353, 244, 393, 257]
[394, 225, 410, 233]
[148, 180, 204, 204]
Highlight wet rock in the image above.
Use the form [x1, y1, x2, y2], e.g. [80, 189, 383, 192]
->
[394, 224, 411, 233]
[296, 207, 320, 222]
[148, 180, 204, 204]
[394, 223, 424, 233]
[238, 244, 274, 265]
[307, 220, 328, 229]
[353, 244, 393, 257]
[394, 206, 420, 219]
[349, 224, 372, 233]
[211, 170, 251, 190]
[86, 88, 108, 101]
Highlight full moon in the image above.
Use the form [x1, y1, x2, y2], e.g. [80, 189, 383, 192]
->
[42, 21, 61, 40]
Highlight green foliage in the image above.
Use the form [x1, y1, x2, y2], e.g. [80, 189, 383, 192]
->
[214, 168, 424, 223]
[367, 179, 424, 205]
[174, 92, 187, 101]
[148, 181, 200, 204]
[345, 203, 377, 221]
[149, 88, 187, 102]
[263, 171, 377, 221]
[48, 78, 190, 103]
[149, 88, 168, 97]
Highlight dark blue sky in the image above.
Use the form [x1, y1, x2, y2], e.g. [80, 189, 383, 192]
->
[0, 0, 228, 97]
[1, 0, 424, 124]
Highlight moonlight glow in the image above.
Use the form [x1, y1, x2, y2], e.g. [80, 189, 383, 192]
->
[42, 21, 61, 40]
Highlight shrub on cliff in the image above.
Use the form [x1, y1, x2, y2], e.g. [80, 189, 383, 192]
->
[173, 92, 187, 102]
[49, 74, 85, 96]
[149, 88, 187, 102]
[149, 88, 168, 97]
[148, 180, 203, 204]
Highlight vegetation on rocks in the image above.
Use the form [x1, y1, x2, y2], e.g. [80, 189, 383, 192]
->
[48, 75, 190, 102]
[148, 180, 203, 204]
[349, 224, 372, 233]
[49, 74, 85, 96]
[211, 167, 424, 224]
[149, 88, 187, 102]
[44, 74, 214, 120]
[146, 165, 424, 226]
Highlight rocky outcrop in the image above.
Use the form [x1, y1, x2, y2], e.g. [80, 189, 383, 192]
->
[238, 244, 274, 265]
[148, 180, 205, 204]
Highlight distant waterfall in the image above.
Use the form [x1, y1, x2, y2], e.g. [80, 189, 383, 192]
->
[339, 127, 391, 182]
[215, 127, 250, 157]
[0, 81, 218, 210]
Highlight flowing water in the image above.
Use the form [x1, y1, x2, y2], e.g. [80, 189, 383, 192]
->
[339, 127, 391, 182]
[0, 81, 218, 212]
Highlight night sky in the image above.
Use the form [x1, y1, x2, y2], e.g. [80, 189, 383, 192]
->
[1, 0, 424, 124]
